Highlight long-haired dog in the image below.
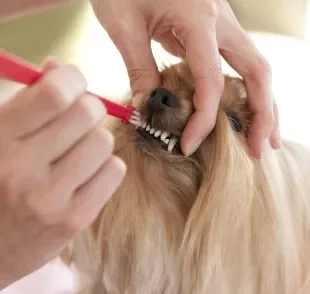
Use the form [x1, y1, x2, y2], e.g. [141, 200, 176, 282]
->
[61, 61, 310, 294]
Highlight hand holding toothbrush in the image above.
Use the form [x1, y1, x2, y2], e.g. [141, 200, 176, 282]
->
[0, 58, 126, 290]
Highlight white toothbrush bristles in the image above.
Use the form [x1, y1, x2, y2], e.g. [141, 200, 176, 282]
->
[128, 110, 142, 127]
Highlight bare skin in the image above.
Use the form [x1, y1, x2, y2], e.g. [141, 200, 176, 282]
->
[91, 0, 280, 157]
[0, 60, 126, 290]
[0, 0, 280, 288]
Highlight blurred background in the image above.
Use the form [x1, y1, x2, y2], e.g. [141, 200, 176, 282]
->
[1, 0, 310, 293]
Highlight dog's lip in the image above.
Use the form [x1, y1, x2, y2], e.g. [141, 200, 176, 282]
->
[136, 121, 180, 152]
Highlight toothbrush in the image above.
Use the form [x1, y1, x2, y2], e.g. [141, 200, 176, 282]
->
[0, 50, 141, 126]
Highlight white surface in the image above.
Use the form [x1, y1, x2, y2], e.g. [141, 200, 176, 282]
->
[1, 9, 310, 294]
[0, 263, 76, 294]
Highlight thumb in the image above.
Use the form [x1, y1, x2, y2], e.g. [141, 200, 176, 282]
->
[99, 12, 160, 105]
[41, 57, 62, 72]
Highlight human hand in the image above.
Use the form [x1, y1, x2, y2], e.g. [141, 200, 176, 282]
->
[92, 0, 280, 158]
[0, 59, 126, 289]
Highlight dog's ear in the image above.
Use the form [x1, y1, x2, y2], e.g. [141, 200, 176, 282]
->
[180, 109, 255, 292]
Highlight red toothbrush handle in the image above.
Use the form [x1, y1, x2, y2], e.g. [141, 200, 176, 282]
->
[0, 50, 133, 122]
[0, 50, 42, 84]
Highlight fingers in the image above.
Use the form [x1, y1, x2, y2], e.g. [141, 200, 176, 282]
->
[174, 13, 224, 156]
[41, 57, 62, 72]
[26, 94, 106, 163]
[93, 0, 160, 103]
[214, 0, 280, 157]
[219, 27, 277, 157]
[114, 16, 160, 101]
[0, 65, 87, 139]
[50, 124, 115, 201]
[154, 31, 186, 58]
[28, 123, 117, 221]
[67, 156, 126, 232]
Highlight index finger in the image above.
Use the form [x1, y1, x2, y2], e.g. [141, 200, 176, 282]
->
[0, 65, 87, 139]
[176, 20, 224, 156]
[219, 31, 275, 158]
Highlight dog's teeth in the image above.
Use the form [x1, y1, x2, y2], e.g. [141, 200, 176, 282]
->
[164, 138, 169, 144]
[142, 122, 147, 128]
[133, 110, 140, 116]
[146, 125, 151, 131]
[161, 132, 169, 141]
[150, 128, 155, 134]
[154, 130, 161, 137]
[129, 119, 142, 127]
[168, 138, 178, 152]
[131, 114, 140, 120]
[130, 117, 139, 122]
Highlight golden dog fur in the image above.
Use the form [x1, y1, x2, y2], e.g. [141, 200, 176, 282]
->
[62, 61, 310, 294]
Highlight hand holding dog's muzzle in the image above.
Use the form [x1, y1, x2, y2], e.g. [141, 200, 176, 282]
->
[92, 0, 280, 158]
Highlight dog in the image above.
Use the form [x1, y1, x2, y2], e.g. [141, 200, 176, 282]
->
[61, 61, 310, 294]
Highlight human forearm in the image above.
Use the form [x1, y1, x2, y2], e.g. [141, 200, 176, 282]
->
[0, 0, 70, 21]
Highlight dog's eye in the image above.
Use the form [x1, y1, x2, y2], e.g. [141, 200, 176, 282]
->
[228, 113, 243, 133]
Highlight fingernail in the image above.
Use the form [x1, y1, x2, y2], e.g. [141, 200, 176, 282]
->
[132, 93, 143, 107]
[183, 138, 203, 156]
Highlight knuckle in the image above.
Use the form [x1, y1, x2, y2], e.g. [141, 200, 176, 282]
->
[127, 68, 159, 92]
[78, 95, 106, 127]
[39, 80, 71, 114]
[38, 65, 87, 114]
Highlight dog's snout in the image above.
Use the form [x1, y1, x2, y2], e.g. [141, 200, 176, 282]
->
[147, 88, 178, 112]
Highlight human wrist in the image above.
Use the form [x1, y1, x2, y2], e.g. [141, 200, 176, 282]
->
[0, 0, 67, 22]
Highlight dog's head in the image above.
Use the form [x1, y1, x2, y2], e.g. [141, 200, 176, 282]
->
[95, 61, 258, 292]
[135, 61, 250, 155]
[112, 61, 255, 218]
[129, 61, 252, 192]
[113, 60, 255, 245]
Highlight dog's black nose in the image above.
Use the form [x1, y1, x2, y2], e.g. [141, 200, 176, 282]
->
[147, 88, 178, 112]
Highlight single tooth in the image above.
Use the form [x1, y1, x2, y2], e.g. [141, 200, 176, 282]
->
[161, 132, 169, 141]
[154, 130, 161, 137]
[142, 122, 147, 128]
[133, 110, 140, 116]
[129, 119, 142, 127]
[131, 115, 140, 121]
[146, 124, 151, 131]
[150, 128, 155, 134]
[164, 139, 169, 144]
[168, 138, 178, 152]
